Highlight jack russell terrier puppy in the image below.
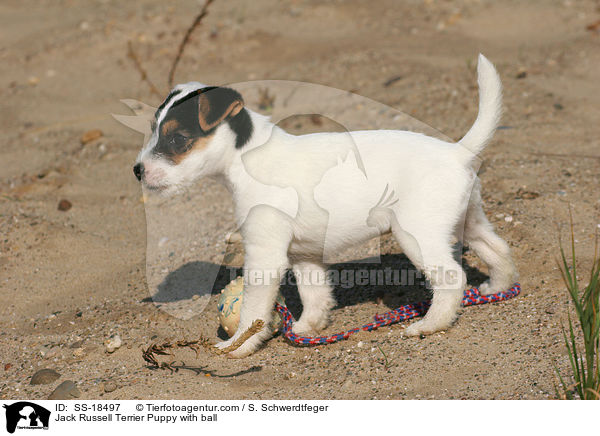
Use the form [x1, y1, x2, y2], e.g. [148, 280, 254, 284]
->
[133, 54, 517, 358]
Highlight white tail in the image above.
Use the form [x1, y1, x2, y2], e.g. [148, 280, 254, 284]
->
[457, 54, 502, 164]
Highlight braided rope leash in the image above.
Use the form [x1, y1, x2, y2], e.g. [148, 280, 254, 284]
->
[274, 283, 521, 346]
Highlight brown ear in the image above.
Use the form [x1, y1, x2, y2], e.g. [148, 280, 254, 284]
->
[197, 87, 244, 131]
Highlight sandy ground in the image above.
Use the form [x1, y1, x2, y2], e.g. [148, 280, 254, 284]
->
[1, 0, 599, 400]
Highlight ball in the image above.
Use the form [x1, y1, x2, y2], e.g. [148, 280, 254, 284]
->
[217, 276, 285, 337]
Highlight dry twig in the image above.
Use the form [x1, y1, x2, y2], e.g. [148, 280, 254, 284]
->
[168, 0, 216, 88]
[127, 40, 162, 98]
[142, 319, 264, 369]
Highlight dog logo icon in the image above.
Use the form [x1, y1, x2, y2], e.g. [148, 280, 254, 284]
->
[2, 402, 50, 433]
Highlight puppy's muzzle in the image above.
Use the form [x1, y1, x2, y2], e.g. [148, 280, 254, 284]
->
[133, 162, 144, 181]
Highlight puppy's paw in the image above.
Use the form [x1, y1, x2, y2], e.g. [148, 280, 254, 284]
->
[291, 320, 318, 337]
[225, 336, 262, 359]
[215, 321, 273, 358]
[403, 319, 445, 337]
[292, 308, 332, 337]
[478, 280, 507, 296]
[215, 337, 235, 350]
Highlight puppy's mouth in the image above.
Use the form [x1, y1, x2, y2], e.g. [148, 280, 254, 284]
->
[142, 182, 168, 193]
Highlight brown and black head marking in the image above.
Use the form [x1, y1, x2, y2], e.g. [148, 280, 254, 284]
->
[152, 86, 253, 164]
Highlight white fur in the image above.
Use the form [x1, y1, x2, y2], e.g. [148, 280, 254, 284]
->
[135, 54, 517, 357]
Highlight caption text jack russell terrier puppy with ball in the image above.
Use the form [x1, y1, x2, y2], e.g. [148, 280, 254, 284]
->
[133, 54, 518, 358]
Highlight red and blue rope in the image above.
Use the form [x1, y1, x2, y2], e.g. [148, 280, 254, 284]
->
[274, 283, 521, 346]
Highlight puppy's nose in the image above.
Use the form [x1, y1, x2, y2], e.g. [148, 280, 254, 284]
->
[133, 163, 144, 181]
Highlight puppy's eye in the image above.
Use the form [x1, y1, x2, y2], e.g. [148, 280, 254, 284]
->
[169, 133, 188, 148]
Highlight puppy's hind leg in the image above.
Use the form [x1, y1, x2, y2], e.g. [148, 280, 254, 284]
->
[291, 261, 336, 336]
[464, 187, 518, 295]
[382, 212, 465, 336]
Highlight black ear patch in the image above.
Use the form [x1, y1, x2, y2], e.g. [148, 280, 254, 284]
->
[196, 87, 253, 147]
[197, 87, 241, 129]
[228, 104, 253, 148]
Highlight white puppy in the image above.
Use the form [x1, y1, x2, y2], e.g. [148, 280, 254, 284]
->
[134, 54, 517, 357]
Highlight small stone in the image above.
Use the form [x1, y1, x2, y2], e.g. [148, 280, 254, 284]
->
[70, 340, 84, 349]
[4, 363, 12, 371]
[104, 334, 122, 353]
[103, 381, 117, 393]
[57, 199, 72, 211]
[342, 379, 353, 389]
[73, 348, 85, 358]
[30, 368, 61, 385]
[516, 69, 527, 79]
[48, 380, 80, 400]
[80, 129, 103, 145]
[504, 216, 513, 223]
[192, 294, 200, 301]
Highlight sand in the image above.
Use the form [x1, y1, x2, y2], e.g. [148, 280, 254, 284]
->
[1, 0, 599, 400]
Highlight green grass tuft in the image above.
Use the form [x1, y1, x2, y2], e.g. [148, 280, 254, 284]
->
[555, 214, 600, 400]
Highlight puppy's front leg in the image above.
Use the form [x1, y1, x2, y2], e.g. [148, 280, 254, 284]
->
[292, 261, 335, 336]
[215, 210, 292, 358]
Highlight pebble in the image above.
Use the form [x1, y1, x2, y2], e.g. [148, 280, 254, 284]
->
[69, 340, 84, 349]
[48, 381, 80, 400]
[104, 334, 122, 353]
[30, 368, 61, 385]
[57, 199, 72, 212]
[342, 379, 353, 389]
[103, 381, 117, 393]
[80, 129, 103, 145]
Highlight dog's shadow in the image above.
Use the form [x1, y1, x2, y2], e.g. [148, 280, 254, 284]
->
[147, 252, 488, 325]
[146, 261, 239, 303]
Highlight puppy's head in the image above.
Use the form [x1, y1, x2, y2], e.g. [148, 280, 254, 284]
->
[133, 83, 252, 194]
